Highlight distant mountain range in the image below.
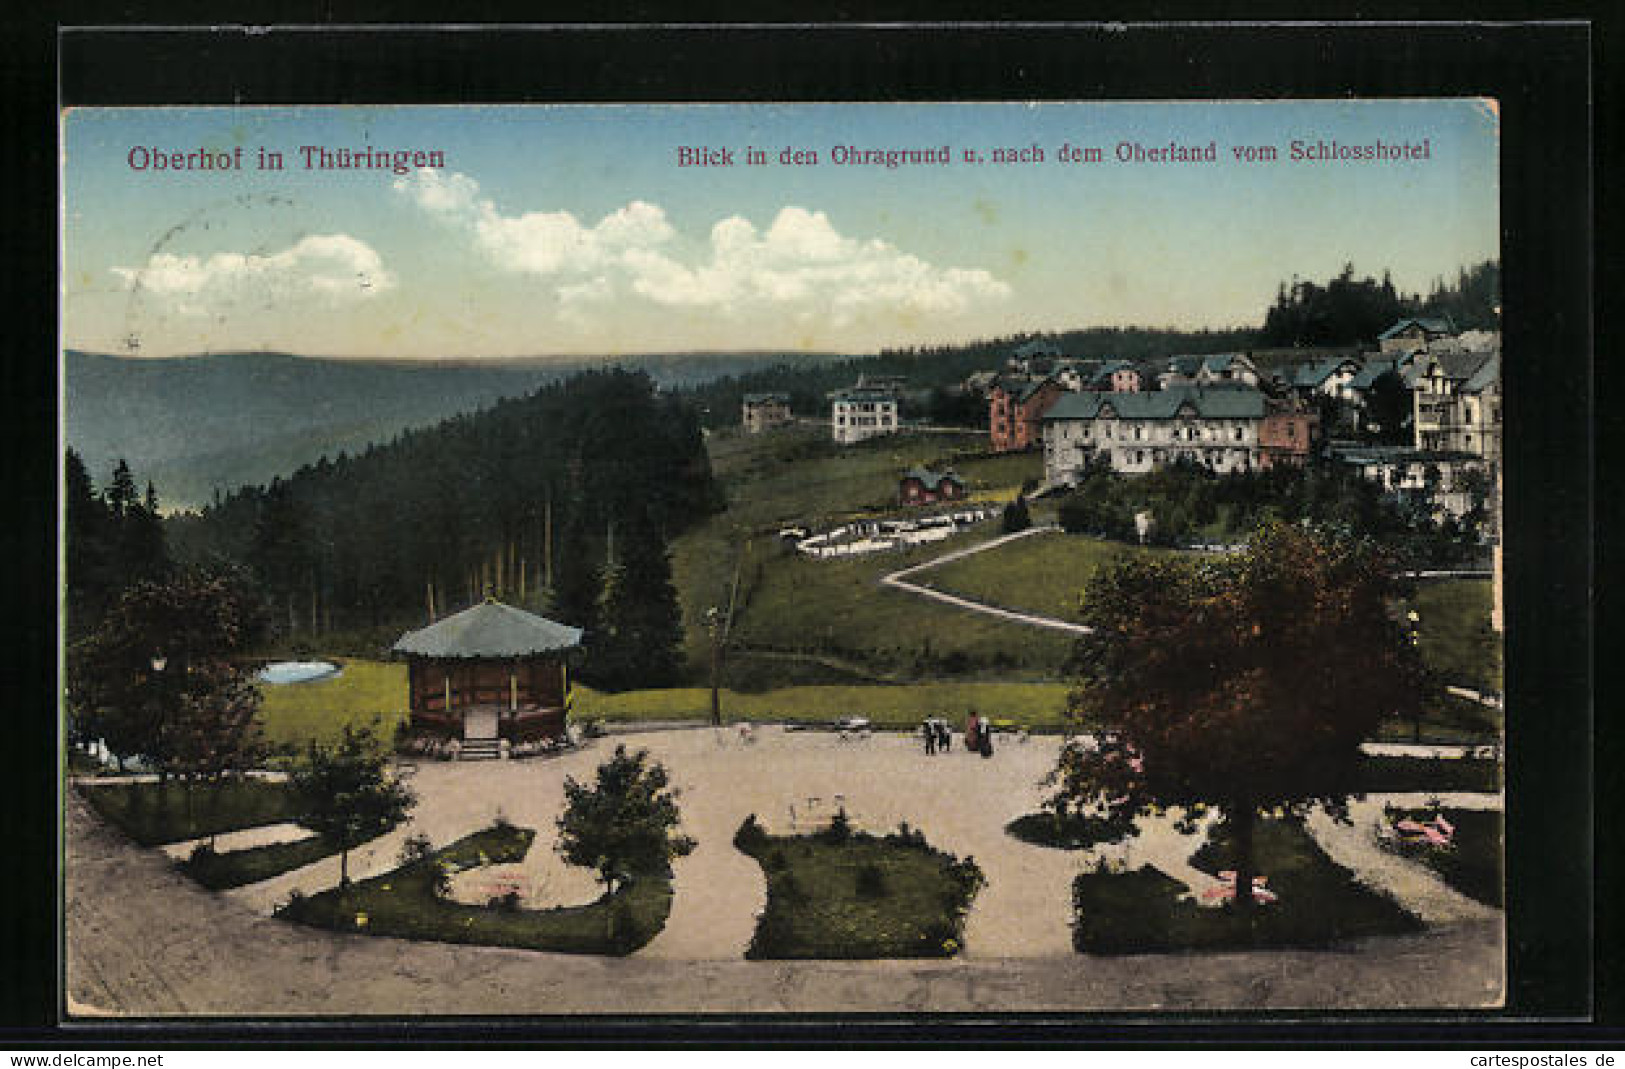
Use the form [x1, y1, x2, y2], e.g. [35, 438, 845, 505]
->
[63, 349, 845, 510]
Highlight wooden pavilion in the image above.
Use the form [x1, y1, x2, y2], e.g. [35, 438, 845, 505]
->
[392, 597, 583, 759]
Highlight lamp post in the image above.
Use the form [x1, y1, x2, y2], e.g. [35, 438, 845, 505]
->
[705, 607, 722, 728]
[149, 652, 169, 783]
[1406, 610, 1423, 743]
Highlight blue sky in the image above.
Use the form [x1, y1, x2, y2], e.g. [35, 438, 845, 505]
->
[62, 100, 1499, 358]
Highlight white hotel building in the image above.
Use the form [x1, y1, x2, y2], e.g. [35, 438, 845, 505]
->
[831, 388, 900, 444]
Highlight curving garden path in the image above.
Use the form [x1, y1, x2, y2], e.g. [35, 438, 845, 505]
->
[66, 729, 1505, 1015]
[878, 525, 1095, 635]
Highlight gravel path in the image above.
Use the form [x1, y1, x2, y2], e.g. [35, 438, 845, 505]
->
[65, 729, 1506, 1015]
[1304, 797, 1502, 927]
[158, 822, 314, 861]
[879, 526, 1095, 635]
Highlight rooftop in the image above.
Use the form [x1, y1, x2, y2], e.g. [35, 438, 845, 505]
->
[1045, 385, 1266, 421]
[393, 599, 584, 659]
[902, 467, 964, 491]
[1379, 316, 1458, 340]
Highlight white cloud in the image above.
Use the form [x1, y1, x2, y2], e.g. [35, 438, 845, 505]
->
[396, 169, 1009, 328]
[111, 233, 394, 314]
[623, 207, 1011, 325]
[392, 168, 481, 216]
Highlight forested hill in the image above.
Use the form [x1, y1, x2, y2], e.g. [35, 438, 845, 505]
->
[66, 349, 842, 510]
[1259, 260, 1500, 348]
[680, 326, 1261, 429]
[166, 369, 721, 637]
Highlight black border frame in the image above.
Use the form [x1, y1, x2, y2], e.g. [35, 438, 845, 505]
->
[5, 15, 1600, 1047]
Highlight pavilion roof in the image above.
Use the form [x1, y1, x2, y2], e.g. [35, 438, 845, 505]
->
[393, 599, 583, 659]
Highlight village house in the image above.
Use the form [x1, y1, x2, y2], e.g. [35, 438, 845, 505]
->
[988, 374, 1066, 452]
[831, 387, 900, 444]
[1291, 355, 1366, 405]
[1006, 338, 1064, 375]
[741, 392, 793, 434]
[1257, 399, 1323, 470]
[1092, 360, 1147, 393]
[898, 467, 966, 506]
[1050, 358, 1101, 393]
[1195, 353, 1262, 388]
[1156, 355, 1207, 390]
[393, 597, 583, 760]
[1378, 315, 1458, 354]
[1042, 385, 1267, 483]
[1412, 349, 1499, 458]
[1328, 444, 1488, 521]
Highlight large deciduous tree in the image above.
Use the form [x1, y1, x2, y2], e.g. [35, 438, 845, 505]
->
[66, 568, 259, 775]
[555, 745, 694, 895]
[1051, 520, 1429, 915]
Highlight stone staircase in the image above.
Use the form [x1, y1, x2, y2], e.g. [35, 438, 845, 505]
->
[459, 736, 502, 761]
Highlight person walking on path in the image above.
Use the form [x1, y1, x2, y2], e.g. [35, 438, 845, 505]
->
[937, 721, 952, 754]
[965, 713, 980, 752]
[922, 720, 936, 756]
[980, 727, 994, 759]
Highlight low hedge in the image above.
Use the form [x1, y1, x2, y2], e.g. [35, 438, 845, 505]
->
[277, 823, 672, 956]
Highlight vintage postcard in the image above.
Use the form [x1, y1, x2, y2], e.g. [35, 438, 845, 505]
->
[61, 99, 1507, 1017]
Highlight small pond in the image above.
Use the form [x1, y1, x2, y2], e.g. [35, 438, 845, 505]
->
[258, 660, 342, 685]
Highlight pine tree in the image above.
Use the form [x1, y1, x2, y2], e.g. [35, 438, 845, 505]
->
[589, 512, 684, 690]
[65, 450, 115, 638]
[552, 506, 603, 635]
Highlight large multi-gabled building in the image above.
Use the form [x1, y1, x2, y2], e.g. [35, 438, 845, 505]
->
[1042, 385, 1267, 483]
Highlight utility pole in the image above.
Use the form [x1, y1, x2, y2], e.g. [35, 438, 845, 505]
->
[706, 607, 722, 727]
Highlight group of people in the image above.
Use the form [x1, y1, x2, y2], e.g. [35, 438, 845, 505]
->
[920, 715, 997, 758]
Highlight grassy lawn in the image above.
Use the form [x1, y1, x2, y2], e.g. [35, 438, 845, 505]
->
[1374, 691, 1502, 746]
[734, 817, 984, 959]
[922, 528, 1172, 622]
[180, 833, 364, 890]
[256, 659, 409, 753]
[1071, 817, 1422, 954]
[253, 655, 1073, 739]
[577, 681, 1073, 730]
[730, 533, 1076, 679]
[1383, 807, 1503, 908]
[278, 823, 672, 956]
[673, 428, 1050, 683]
[1354, 755, 1501, 795]
[1409, 579, 1502, 695]
[78, 778, 303, 847]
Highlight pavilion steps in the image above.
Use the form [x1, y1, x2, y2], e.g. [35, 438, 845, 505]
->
[458, 737, 502, 761]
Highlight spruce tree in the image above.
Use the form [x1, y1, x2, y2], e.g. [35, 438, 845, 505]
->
[590, 511, 684, 690]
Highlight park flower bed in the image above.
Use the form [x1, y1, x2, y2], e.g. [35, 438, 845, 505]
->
[1071, 816, 1422, 954]
[1005, 809, 1137, 851]
[276, 823, 673, 956]
[1380, 806, 1503, 908]
[733, 814, 984, 960]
